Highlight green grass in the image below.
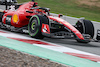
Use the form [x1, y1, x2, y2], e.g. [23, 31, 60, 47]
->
[17, 0, 100, 22]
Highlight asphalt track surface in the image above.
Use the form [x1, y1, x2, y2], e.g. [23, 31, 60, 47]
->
[0, 5, 100, 56]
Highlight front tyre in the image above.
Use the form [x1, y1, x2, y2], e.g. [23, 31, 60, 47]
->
[76, 19, 94, 43]
[28, 15, 44, 39]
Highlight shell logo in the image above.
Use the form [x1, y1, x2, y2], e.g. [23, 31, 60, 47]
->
[13, 14, 19, 24]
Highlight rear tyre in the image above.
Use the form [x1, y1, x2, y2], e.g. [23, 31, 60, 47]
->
[28, 15, 44, 39]
[0, 11, 4, 22]
[76, 19, 94, 43]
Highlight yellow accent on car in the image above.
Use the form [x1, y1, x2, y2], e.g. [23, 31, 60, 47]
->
[65, 23, 70, 25]
[80, 36, 84, 39]
[39, 9, 42, 11]
[13, 14, 18, 23]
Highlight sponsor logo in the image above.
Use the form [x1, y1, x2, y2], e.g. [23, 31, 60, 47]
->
[42, 24, 50, 34]
[23, 30, 29, 33]
[6, 17, 11, 22]
[6, 15, 12, 25]
[43, 25, 47, 33]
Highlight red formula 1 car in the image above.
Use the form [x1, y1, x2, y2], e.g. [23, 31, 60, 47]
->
[0, 0, 98, 43]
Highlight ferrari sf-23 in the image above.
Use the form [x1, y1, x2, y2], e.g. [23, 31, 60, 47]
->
[0, 0, 100, 43]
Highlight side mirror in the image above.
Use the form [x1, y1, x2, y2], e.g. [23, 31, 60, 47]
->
[58, 14, 63, 18]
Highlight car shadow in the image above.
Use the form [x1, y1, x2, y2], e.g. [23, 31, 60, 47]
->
[1, 29, 99, 48]
[43, 37, 100, 47]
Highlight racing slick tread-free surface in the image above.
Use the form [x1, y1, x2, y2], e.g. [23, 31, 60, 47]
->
[83, 20, 94, 38]
[0, 36, 100, 67]
[76, 19, 94, 43]
[0, 12, 4, 22]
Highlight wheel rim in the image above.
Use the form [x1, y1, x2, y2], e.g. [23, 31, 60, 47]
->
[31, 21, 35, 30]
[30, 18, 38, 32]
[28, 16, 40, 37]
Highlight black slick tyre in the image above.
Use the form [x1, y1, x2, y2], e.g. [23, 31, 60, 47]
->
[0, 11, 4, 22]
[76, 19, 94, 43]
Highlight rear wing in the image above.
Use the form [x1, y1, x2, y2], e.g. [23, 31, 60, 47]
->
[0, 0, 17, 10]
[0, 0, 17, 5]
